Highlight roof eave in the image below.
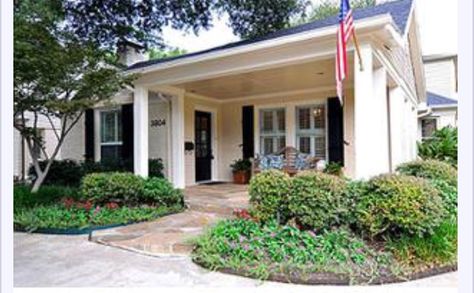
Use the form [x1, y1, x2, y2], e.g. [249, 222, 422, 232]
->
[127, 14, 396, 76]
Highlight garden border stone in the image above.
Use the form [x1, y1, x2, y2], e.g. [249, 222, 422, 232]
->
[194, 259, 457, 285]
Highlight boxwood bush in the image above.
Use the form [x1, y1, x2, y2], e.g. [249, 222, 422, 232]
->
[396, 160, 457, 187]
[397, 160, 457, 216]
[355, 174, 445, 237]
[81, 172, 145, 205]
[142, 177, 184, 206]
[248, 170, 291, 223]
[288, 171, 347, 230]
[29, 158, 164, 187]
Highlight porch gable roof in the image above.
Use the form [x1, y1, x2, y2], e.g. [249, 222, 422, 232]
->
[127, 0, 413, 72]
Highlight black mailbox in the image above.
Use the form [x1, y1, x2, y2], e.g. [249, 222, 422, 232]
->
[185, 141, 195, 151]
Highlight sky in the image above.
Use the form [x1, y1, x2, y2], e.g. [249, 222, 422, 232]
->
[161, 0, 458, 56]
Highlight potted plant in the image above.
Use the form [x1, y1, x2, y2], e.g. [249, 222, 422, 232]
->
[230, 158, 252, 184]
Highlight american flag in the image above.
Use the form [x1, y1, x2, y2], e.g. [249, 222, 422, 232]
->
[336, 0, 354, 105]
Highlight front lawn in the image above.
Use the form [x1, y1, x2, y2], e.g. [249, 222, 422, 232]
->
[191, 160, 458, 285]
[14, 173, 185, 232]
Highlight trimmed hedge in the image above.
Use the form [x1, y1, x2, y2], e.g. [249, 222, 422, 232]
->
[397, 160, 457, 216]
[396, 160, 457, 187]
[354, 174, 445, 237]
[142, 177, 184, 206]
[80, 172, 183, 207]
[29, 158, 164, 187]
[81, 172, 145, 205]
[249, 170, 291, 223]
[288, 171, 347, 230]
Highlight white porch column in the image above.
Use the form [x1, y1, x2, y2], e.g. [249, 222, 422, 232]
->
[133, 86, 149, 176]
[353, 45, 389, 179]
[170, 92, 185, 188]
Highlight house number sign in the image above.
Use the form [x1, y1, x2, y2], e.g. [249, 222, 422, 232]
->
[151, 119, 166, 127]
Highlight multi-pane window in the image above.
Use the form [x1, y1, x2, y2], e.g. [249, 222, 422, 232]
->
[100, 109, 122, 160]
[421, 118, 437, 140]
[259, 108, 286, 155]
[296, 104, 326, 158]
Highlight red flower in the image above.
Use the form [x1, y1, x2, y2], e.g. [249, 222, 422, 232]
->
[105, 202, 119, 210]
[61, 197, 76, 209]
[233, 208, 253, 220]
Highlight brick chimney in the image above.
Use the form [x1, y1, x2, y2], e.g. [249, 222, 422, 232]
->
[117, 40, 146, 67]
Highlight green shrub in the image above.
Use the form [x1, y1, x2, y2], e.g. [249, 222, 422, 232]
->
[248, 170, 291, 223]
[344, 180, 370, 225]
[355, 174, 445, 237]
[397, 159, 457, 187]
[28, 159, 84, 187]
[29, 158, 164, 187]
[288, 171, 347, 230]
[149, 158, 165, 178]
[418, 127, 457, 166]
[142, 177, 184, 206]
[323, 162, 343, 177]
[81, 172, 145, 205]
[397, 160, 457, 216]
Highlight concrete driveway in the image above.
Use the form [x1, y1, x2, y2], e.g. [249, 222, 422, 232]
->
[14, 232, 458, 288]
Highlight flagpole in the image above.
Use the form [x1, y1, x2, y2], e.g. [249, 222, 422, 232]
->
[352, 30, 364, 71]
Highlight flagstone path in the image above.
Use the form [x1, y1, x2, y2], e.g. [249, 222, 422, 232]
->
[91, 183, 249, 256]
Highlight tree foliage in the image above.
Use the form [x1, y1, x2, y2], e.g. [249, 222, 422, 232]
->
[293, 0, 375, 26]
[14, 0, 133, 192]
[148, 47, 188, 61]
[62, 0, 308, 48]
[418, 127, 458, 166]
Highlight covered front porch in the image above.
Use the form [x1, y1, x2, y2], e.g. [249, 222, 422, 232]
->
[129, 19, 417, 188]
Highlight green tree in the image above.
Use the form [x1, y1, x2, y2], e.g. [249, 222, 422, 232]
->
[293, 0, 375, 26]
[63, 0, 308, 47]
[148, 47, 188, 60]
[14, 0, 133, 192]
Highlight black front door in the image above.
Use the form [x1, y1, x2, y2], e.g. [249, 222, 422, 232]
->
[195, 111, 212, 182]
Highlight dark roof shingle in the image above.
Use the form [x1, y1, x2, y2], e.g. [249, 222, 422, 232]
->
[427, 91, 457, 106]
[127, 0, 413, 71]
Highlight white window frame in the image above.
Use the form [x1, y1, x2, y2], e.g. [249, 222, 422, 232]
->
[259, 108, 286, 155]
[295, 104, 328, 160]
[99, 108, 123, 157]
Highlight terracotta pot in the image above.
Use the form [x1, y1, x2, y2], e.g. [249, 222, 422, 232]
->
[232, 170, 250, 184]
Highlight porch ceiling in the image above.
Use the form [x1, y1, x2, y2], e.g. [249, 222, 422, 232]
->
[172, 56, 354, 100]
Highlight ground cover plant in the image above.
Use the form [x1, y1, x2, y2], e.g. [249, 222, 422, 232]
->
[192, 162, 457, 284]
[14, 173, 184, 232]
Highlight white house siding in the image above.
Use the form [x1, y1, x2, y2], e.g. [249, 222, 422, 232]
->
[148, 97, 171, 178]
[14, 113, 61, 180]
[14, 129, 23, 178]
[424, 59, 457, 99]
[62, 115, 85, 161]
[389, 87, 417, 169]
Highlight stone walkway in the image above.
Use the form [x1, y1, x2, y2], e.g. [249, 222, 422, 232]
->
[92, 183, 249, 256]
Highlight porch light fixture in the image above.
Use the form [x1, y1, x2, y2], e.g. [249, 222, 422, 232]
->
[313, 108, 322, 117]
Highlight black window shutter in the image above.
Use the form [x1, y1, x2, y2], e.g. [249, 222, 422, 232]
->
[327, 97, 344, 165]
[242, 105, 254, 159]
[84, 109, 95, 160]
[121, 104, 134, 169]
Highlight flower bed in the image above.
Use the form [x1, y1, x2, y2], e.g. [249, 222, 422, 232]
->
[191, 160, 457, 285]
[14, 173, 185, 233]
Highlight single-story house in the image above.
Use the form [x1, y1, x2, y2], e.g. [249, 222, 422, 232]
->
[62, 0, 424, 188]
